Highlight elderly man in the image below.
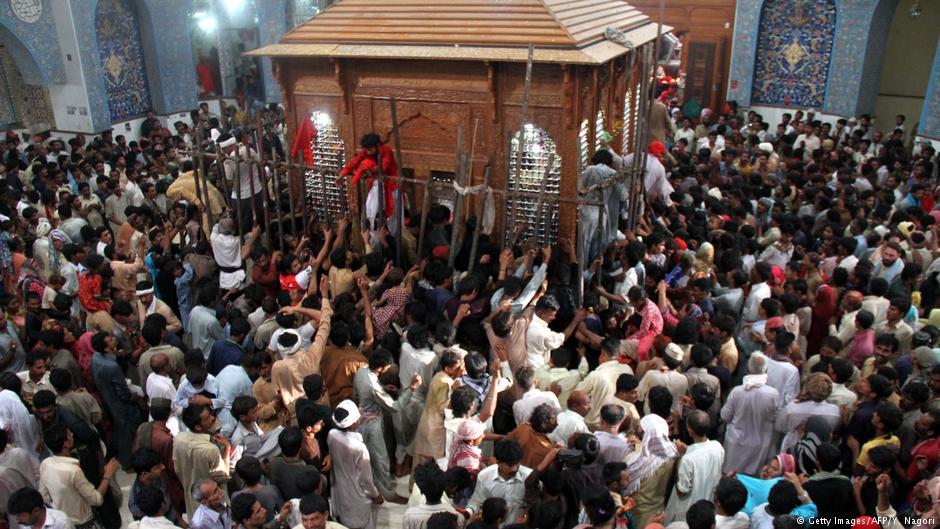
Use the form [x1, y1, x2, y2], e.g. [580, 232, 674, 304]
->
[190, 478, 232, 529]
[548, 390, 591, 446]
[721, 353, 781, 474]
[209, 218, 261, 291]
[576, 338, 634, 429]
[134, 280, 182, 334]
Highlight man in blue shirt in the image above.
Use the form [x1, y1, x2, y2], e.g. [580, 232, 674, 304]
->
[90, 331, 142, 467]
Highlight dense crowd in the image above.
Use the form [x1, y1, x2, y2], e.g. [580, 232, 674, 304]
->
[1, 92, 940, 529]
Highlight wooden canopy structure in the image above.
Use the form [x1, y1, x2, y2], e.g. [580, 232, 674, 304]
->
[250, 0, 667, 245]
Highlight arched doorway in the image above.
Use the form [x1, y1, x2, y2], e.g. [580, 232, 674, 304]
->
[95, 0, 153, 122]
[874, 0, 940, 139]
[0, 45, 54, 129]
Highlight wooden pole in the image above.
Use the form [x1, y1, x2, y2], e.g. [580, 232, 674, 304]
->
[507, 45, 534, 247]
[416, 173, 433, 262]
[447, 151, 466, 269]
[232, 144, 245, 245]
[269, 144, 287, 254]
[296, 153, 311, 238]
[467, 165, 490, 275]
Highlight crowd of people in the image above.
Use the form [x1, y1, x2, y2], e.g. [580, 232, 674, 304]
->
[1, 87, 940, 529]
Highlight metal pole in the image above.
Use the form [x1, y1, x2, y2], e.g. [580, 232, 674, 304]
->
[254, 118, 272, 240]
[467, 165, 490, 275]
[532, 152, 554, 246]
[447, 151, 466, 270]
[296, 153, 311, 238]
[233, 144, 245, 245]
[507, 45, 534, 247]
[374, 149, 386, 240]
[194, 130, 214, 229]
[389, 98, 407, 266]
[283, 147, 298, 240]
[269, 145, 287, 254]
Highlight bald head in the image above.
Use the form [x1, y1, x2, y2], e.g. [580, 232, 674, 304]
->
[567, 390, 591, 416]
[150, 352, 169, 374]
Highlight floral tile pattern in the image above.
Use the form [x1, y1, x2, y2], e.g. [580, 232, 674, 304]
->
[751, 0, 836, 108]
[95, 0, 153, 122]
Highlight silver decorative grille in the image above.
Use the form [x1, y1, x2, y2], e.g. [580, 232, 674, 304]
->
[595, 110, 606, 152]
[505, 125, 561, 246]
[579, 118, 590, 171]
[303, 111, 349, 221]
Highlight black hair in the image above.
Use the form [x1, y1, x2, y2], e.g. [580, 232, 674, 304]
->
[7, 486, 45, 516]
[298, 494, 329, 515]
[767, 481, 800, 516]
[715, 476, 747, 515]
[481, 497, 508, 524]
[687, 500, 717, 529]
[278, 427, 303, 457]
[450, 386, 477, 417]
[648, 385, 673, 418]
[131, 447, 163, 474]
[875, 402, 903, 433]
[232, 395, 258, 421]
[817, 443, 842, 472]
[493, 438, 523, 466]
[235, 455, 263, 486]
[231, 493, 258, 525]
[43, 422, 70, 454]
[414, 462, 447, 503]
[135, 485, 165, 518]
[48, 368, 72, 392]
[181, 404, 207, 432]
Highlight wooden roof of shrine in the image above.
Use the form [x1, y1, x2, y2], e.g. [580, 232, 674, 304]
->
[249, 0, 666, 65]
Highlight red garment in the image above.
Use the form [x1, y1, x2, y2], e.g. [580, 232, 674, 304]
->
[908, 436, 940, 482]
[342, 144, 399, 219]
[648, 141, 666, 161]
[847, 329, 875, 368]
[290, 116, 317, 165]
[251, 259, 280, 296]
[196, 63, 215, 94]
[78, 272, 110, 313]
[806, 285, 836, 356]
[629, 300, 664, 344]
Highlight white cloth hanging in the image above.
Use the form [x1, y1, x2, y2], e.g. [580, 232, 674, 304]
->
[451, 181, 496, 235]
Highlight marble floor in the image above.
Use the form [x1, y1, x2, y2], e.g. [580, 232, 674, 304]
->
[116, 470, 410, 528]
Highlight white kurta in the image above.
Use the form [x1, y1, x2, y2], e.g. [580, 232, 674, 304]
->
[576, 360, 635, 428]
[720, 377, 781, 475]
[328, 429, 380, 529]
[665, 440, 725, 524]
[775, 400, 841, 453]
[0, 389, 38, 460]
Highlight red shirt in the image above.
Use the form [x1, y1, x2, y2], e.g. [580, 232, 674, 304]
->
[78, 272, 110, 313]
[908, 436, 940, 482]
[251, 259, 279, 296]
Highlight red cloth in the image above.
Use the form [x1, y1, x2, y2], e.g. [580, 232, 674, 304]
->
[343, 145, 399, 218]
[78, 272, 110, 313]
[806, 285, 837, 356]
[908, 436, 940, 482]
[648, 141, 666, 161]
[290, 117, 317, 165]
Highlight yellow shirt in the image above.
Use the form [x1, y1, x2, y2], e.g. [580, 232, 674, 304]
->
[857, 434, 900, 467]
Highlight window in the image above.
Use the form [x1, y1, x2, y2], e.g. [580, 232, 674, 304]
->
[505, 125, 561, 246]
[303, 111, 349, 220]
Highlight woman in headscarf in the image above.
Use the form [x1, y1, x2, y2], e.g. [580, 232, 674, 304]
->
[790, 416, 834, 476]
[46, 229, 71, 280]
[625, 388, 679, 528]
[806, 284, 837, 356]
[692, 242, 715, 277]
[736, 454, 796, 516]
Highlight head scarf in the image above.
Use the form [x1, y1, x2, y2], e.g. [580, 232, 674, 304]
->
[648, 141, 666, 162]
[624, 414, 678, 495]
[777, 453, 796, 475]
[48, 229, 71, 271]
[34, 220, 51, 239]
[448, 419, 485, 476]
[372, 287, 411, 341]
[797, 373, 833, 403]
[692, 242, 714, 274]
[333, 400, 361, 429]
[792, 416, 833, 476]
[276, 329, 302, 357]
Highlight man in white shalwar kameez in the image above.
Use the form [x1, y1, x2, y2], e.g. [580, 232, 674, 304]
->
[720, 353, 781, 474]
[0, 388, 38, 461]
[665, 410, 725, 523]
[328, 400, 381, 529]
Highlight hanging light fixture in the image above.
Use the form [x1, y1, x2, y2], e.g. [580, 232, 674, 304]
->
[911, 0, 923, 18]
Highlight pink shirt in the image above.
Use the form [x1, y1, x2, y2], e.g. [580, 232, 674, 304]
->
[847, 329, 875, 367]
